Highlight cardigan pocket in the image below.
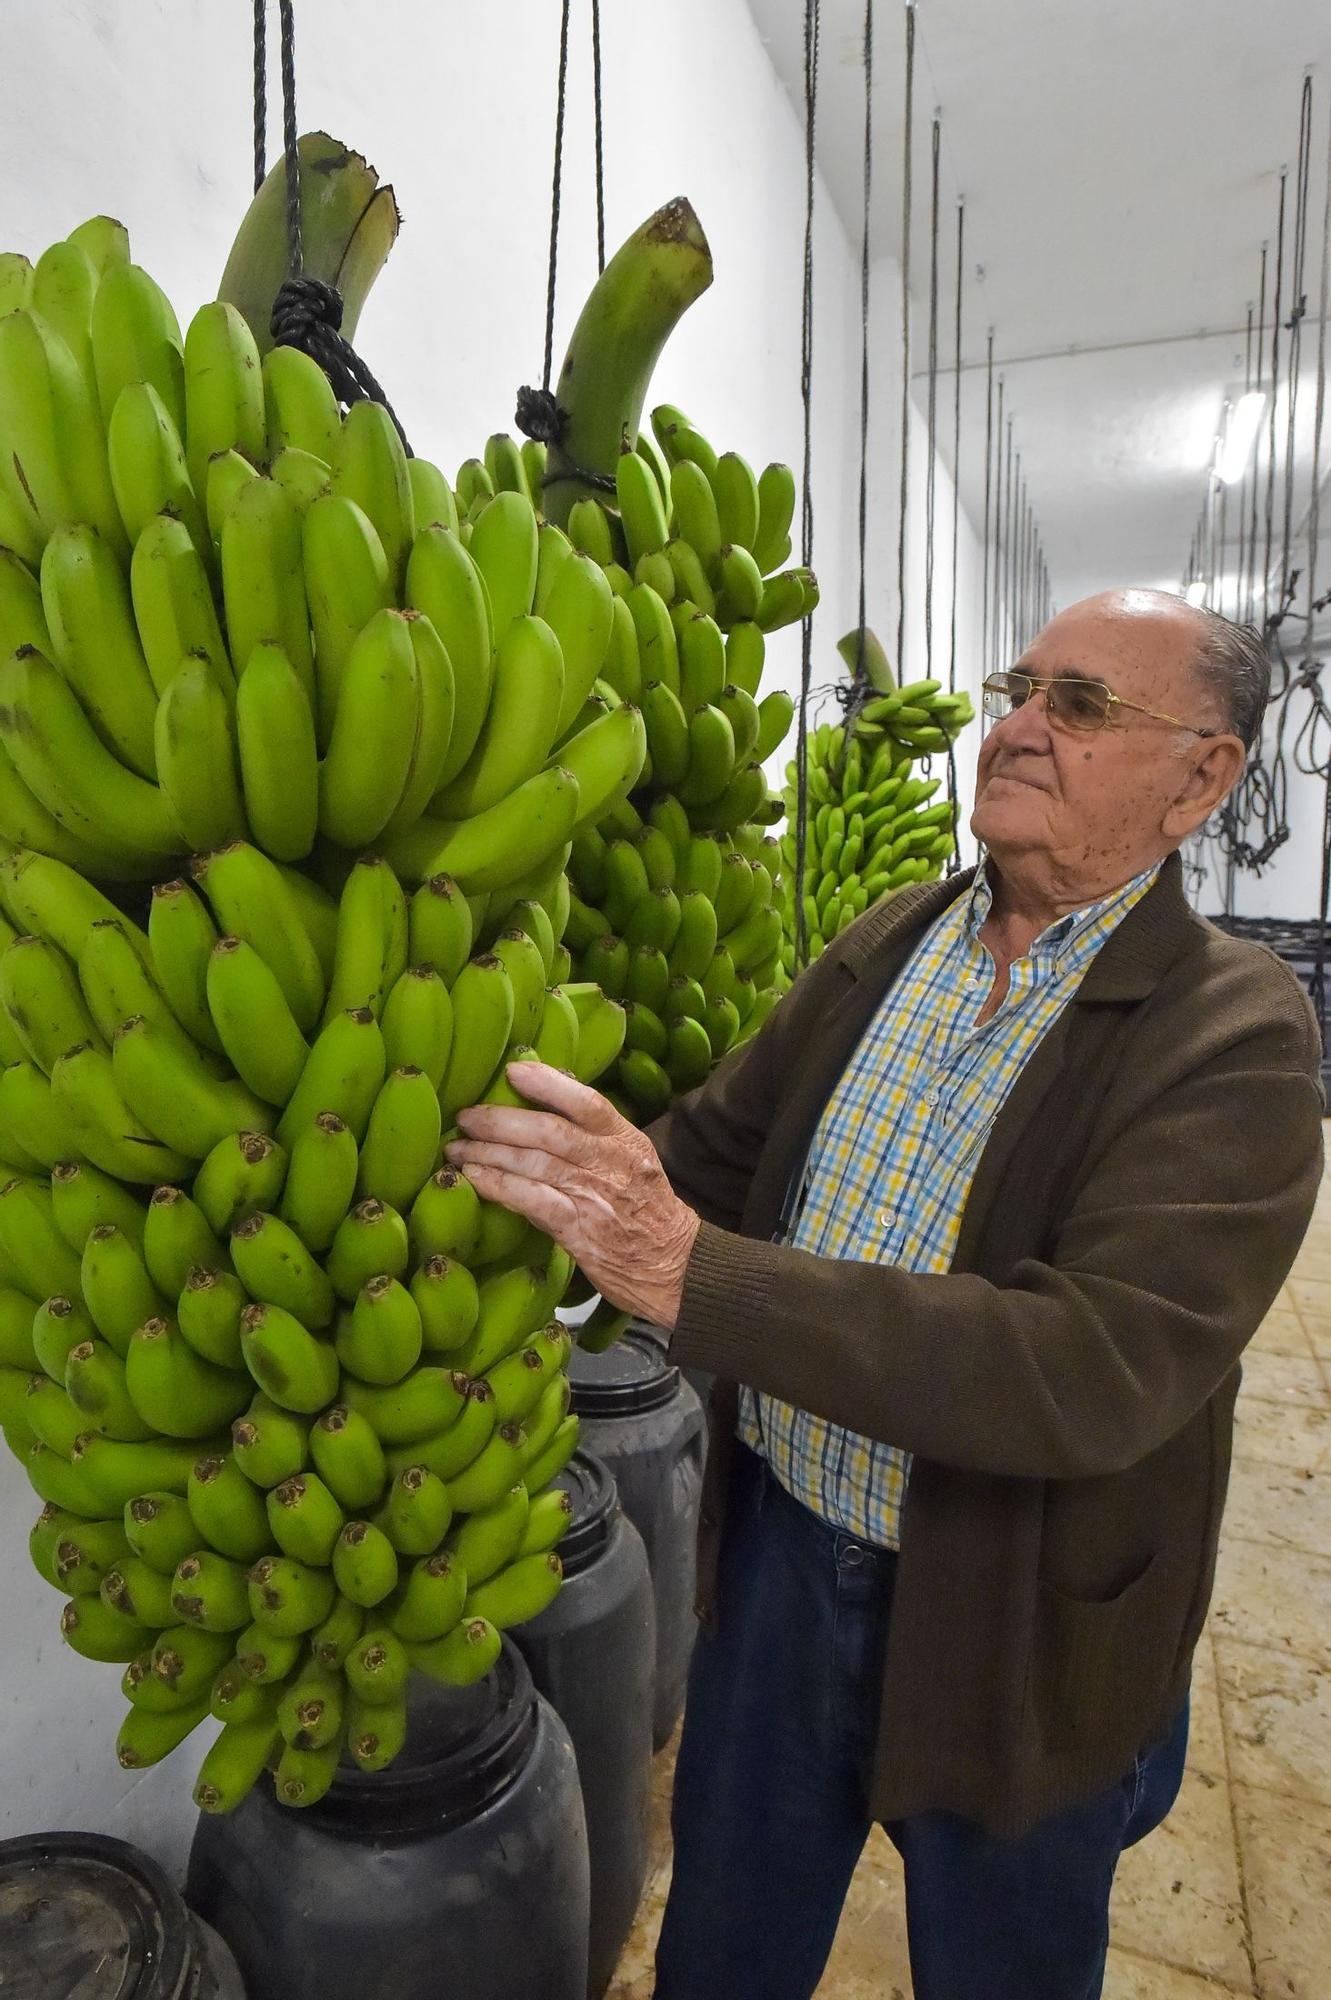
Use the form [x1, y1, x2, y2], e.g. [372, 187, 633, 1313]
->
[1032, 1550, 1178, 1751]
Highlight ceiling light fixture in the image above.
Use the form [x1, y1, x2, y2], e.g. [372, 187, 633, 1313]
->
[1216, 391, 1267, 486]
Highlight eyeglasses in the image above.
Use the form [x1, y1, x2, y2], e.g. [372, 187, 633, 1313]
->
[981, 671, 1221, 738]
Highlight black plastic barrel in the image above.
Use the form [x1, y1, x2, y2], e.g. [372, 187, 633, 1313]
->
[567, 1324, 705, 1748]
[515, 1450, 655, 1999]
[0, 1831, 244, 2000]
[186, 1642, 589, 2000]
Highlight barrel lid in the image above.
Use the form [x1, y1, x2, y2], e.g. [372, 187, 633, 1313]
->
[553, 1448, 621, 1577]
[0, 1833, 190, 2000]
[568, 1323, 680, 1417]
[293, 1638, 538, 1835]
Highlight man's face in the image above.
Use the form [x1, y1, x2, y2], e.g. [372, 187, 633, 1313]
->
[969, 591, 1227, 885]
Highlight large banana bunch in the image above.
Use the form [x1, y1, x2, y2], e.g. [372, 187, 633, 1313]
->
[0, 215, 646, 1814]
[463, 402, 803, 1131]
[779, 629, 974, 970]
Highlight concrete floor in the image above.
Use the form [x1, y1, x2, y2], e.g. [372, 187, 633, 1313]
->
[607, 1152, 1331, 1999]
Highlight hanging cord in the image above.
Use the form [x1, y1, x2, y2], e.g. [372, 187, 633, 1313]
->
[894, 2, 916, 677]
[944, 196, 963, 870]
[980, 330, 994, 676]
[591, 0, 606, 275]
[991, 376, 1004, 672]
[1275, 79, 1315, 627]
[1262, 171, 1288, 625]
[1304, 97, 1331, 1043]
[1246, 247, 1268, 626]
[923, 117, 941, 686]
[837, 0, 876, 768]
[257, 0, 413, 450]
[515, 0, 615, 487]
[252, 0, 267, 193]
[791, 0, 821, 972]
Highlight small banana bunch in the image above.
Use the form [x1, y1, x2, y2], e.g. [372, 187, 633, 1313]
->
[779, 632, 975, 970]
[0, 214, 660, 1813]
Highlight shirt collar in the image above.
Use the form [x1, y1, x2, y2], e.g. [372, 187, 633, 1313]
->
[963, 856, 1163, 961]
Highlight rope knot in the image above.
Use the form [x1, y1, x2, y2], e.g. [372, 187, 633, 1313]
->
[515, 385, 567, 445]
[270, 275, 344, 346]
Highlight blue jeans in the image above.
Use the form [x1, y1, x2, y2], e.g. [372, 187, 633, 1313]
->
[654, 1444, 1189, 2000]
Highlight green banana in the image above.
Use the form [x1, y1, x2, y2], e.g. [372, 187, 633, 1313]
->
[336, 1274, 423, 1387]
[310, 1402, 388, 1511]
[376, 1462, 452, 1557]
[279, 1112, 358, 1256]
[194, 842, 325, 1035]
[262, 342, 340, 461]
[177, 1267, 247, 1370]
[123, 1491, 200, 1577]
[330, 396, 416, 593]
[0, 648, 182, 869]
[79, 1223, 165, 1357]
[409, 1613, 501, 1687]
[171, 1550, 252, 1632]
[192, 1128, 287, 1235]
[468, 488, 539, 640]
[276, 1006, 386, 1150]
[230, 1394, 311, 1494]
[235, 643, 318, 862]
[408, 873, 474, 985]
[381, 965, 453, 1089]
[112, 1014, 271, 1160]
[129, 511, 231, 697]
[181, 299, 265, 498]
[388, 1546, 468, 1643]
[231, 1212, 335, 1328]
[1, 931, 102, 1072]
[142, 1185, 224, 1299]
[267, 1470, 345, 1567]
[220, 471, 313, 698]
[321, 855, 409, 1025]
[205, 934, 310, 1107]
[125, 1316, 250, 1439]
[342, 1362, 468, 1448]
[318, 606, 420, 848]
[331, 1517, 399, 1608]
[302, 492, 393, 745]
[246, 1553, 335, 1637]
[0, 305, 126, 557]
[356, 1066, 442, 1215]
[433, 613, 564, 820]
[313, 1187, 407, 1303]
[405, 524, 493, 788]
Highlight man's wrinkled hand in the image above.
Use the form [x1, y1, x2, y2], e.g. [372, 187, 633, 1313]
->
[446, 1062, 701, 1331]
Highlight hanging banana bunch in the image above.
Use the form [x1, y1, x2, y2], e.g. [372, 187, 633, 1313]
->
[449, 202, 807, 1137]
[779, 627, 975, 971]
[0, 173, 624, 1815]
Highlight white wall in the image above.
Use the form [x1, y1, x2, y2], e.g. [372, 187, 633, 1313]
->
[0, 0, 993, 1872]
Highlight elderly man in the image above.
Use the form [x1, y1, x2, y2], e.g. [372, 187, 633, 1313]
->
[448, 588, 1324, 2000]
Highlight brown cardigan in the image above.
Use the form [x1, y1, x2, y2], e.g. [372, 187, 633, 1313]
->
[652, 854, 1325, 1836]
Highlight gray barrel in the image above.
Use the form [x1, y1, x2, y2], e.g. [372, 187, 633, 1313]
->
[516, 1450, 655, 1998]
[186, 1643, 589, 2000]
[567, 1324, 705, 1748]
[0, 1831, 244, 2000]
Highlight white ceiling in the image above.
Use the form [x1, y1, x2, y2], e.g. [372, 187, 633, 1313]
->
[746, 0, 1331, 614]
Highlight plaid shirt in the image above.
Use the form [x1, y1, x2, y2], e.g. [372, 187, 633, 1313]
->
[738, 859, 1161, 1547]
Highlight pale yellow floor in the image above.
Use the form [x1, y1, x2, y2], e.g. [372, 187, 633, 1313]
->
[608, 1147, 1331, 1999]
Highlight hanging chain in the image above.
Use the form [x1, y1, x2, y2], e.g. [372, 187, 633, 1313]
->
[894, 1, 916, 677]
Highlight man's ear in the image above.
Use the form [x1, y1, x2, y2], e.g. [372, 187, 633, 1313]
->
[1161, 735, 1247, 841]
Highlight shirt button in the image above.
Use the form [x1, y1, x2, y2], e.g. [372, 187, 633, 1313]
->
[878, 1207, 894, 1230]
[925, 1089, 940, 1108]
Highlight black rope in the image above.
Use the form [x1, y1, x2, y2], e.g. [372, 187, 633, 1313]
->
[853, 0, 874, 697]
[980, 329, 994, 678]
[1277, 79, 1315, 623]
[992, 375, 1004, 672]
[793, 0, 821, 972]
[944, 196, 963, 871]
[1305, 97, 1331, 1044]
[515, 0, 615, 487]
[252, 0, 266, 195]
[543, 0, 572, 395]
[894, 2, 916, 678]
[249, 0, 413, 452]
[1248, 245, 1267, 626]
[591, 0, 606, 274]
[923, 117, 941, 683]
[1263, 171, 1287, 624]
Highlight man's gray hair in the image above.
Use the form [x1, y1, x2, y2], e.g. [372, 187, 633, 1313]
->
[1188, 607, 1270, 754]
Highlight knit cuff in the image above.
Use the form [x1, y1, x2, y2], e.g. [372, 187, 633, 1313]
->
[669, 1219, 777, 1379]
